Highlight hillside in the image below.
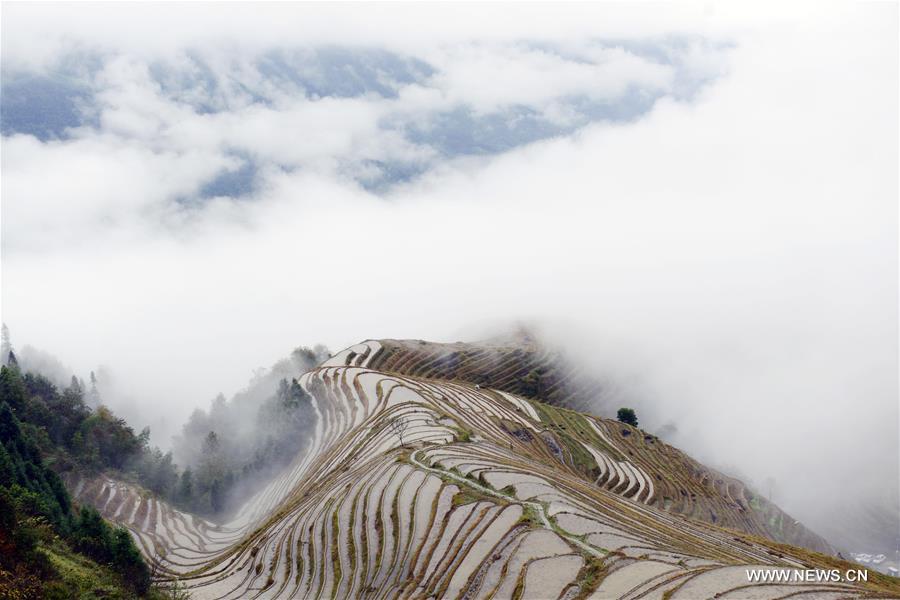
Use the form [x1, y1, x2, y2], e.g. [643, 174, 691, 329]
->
[0, 366, 158, 599]
[363, 338, 832, 555]
[67, 340, 900, 599]
[368, 335, 610, 414]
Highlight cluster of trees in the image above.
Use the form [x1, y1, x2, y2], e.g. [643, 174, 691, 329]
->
[0, 358, 180, 502]
[0, 359, 148, 473]
[0, 325, 326, 595]
[162, 345, 326, 516]
[0, 382, 151, 597]
[171, 374, 318, 515]
[520, 368, 546, 397]
[1, 324, 326, 518]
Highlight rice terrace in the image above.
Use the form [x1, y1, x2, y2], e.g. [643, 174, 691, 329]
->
[1, 2, 897, 599]
[67, 340, 900, 599]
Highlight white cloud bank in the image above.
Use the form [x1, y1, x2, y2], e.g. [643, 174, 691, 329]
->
[1, 2, 897, 552]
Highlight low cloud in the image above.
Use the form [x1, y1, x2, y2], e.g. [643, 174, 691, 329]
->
[1, 2, 896, 554]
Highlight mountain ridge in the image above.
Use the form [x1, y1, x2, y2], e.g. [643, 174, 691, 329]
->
[357, 337, 834, 554]
[64, 339, 899, 598]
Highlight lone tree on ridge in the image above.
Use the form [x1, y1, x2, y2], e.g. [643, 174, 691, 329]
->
[616, 407, 639, 428]
[387, 416, 410, 448]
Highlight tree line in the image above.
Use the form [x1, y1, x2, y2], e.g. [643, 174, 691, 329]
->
[0, 326, 324, 519]
[0, 365, 152, 598]
[0, 327, 325, 597]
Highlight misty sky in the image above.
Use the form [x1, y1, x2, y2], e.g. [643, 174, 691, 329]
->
[1, 3, 897, 548]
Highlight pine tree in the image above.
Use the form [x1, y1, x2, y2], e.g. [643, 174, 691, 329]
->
[0, 366, 28, 412]
[0, 324, 10, 365]
[202, 431, 220, 456]
[210, 478, 224, 513]
[178, 469, 194, 504]
[137, 426, 151, 450]
[88, 371, 101, 406]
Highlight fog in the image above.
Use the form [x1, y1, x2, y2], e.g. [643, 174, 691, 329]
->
[1, 3, 896, 554]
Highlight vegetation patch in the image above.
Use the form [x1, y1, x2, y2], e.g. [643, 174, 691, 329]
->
[0, 365, 157, 598]
[451, 426, 473, 443]
[451, 488, 499, 507]
[516, 504, 542, 527]
[572, 557, 608, 599]
[331, 506, 342, 598]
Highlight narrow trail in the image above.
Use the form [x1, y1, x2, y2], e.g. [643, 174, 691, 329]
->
[408, 447, 605, 559]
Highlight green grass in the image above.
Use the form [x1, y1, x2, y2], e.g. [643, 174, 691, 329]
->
[331, 506, 342, 598]
[451, 487, 499, 507]
[451, 426, 473, 443]
[40, 538, 168, 600]
[516, 504, 542, 527]
[572, 557, 608, 599]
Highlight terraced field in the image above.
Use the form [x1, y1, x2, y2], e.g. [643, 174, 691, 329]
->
[367, 336, 608, 414]
[366, 339, 833, 554]
[67, 340, 900, 599]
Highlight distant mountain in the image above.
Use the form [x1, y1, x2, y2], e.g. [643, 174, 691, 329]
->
[67, 339, 900, 598]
